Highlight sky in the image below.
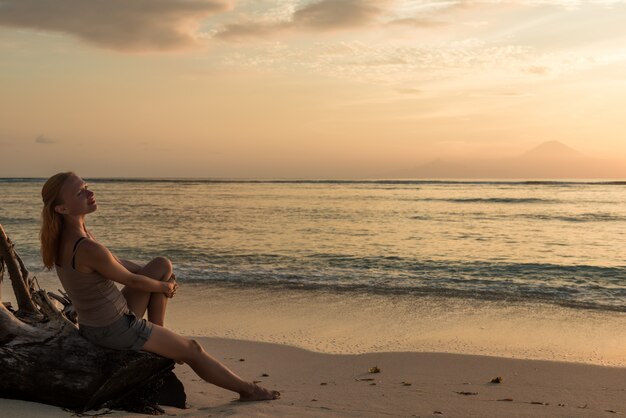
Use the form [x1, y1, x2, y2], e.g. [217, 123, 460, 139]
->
[1, 0, 626, 179]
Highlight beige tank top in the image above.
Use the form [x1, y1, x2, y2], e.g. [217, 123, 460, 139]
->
[55, 237, 129, 327]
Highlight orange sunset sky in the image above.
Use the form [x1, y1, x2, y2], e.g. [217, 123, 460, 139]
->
[1, 0, 625, 179]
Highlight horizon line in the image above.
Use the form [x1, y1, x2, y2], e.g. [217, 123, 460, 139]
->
[2, 177, 626, 184]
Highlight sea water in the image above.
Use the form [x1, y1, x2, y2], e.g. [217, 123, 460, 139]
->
[1, 178, 625, 312]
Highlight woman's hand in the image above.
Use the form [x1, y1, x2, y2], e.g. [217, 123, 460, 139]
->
[163, 280, 179, 298]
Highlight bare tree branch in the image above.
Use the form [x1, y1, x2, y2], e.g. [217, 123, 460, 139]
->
[0, 224, 40, 316]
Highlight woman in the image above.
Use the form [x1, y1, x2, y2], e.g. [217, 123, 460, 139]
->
[40, 171, 280, 402]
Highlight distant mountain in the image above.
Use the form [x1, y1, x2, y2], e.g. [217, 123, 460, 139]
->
[385, 141, 626, 179]
[520, 140, 581, 159]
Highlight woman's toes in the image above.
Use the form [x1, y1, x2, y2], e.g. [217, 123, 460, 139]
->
[238, 383, 280, 401]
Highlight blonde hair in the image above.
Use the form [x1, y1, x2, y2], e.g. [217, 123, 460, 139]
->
[40, 171, 75, 270]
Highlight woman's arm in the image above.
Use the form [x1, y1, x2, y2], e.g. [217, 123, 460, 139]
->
[116, 257, 176, 281]
[81, 240, 175, 296]
[115, 257, 142, 274]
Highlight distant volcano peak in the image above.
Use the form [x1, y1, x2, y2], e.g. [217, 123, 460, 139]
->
[384, 140, 624, 179]
[522, 141, 581, 159]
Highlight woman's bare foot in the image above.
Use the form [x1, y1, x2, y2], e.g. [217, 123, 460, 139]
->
[237, 382, 281, 402]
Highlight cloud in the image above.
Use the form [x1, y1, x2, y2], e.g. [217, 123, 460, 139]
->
[0, 0, 231, 52]
[292, 0, 387, 30]
[385, 17, 448, 28]
[216, 39, 536, 86]
[383, 0, 494, 29]
[524, 65, 551, 75]
[213, 0, 550, 42]
[214, 21, 290, 41]
[215, 0, 391, 41]
[35, 135, 56, 144]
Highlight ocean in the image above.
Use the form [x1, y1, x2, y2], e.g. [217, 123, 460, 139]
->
[1, 178, 625, 312]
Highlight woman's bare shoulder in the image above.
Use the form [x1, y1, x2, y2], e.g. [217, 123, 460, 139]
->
[77, 239, 123, 274]
[79, 238, 111, 258]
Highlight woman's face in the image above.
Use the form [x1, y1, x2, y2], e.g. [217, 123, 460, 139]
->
[55, 174, 98, 216]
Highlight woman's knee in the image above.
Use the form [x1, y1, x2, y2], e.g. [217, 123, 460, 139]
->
[151, 256, 173, 280]
[179, 338, 204, 363]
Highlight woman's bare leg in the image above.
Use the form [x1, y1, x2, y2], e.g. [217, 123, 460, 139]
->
[141, 325, 280, 401]
[122, 257, 172, 326]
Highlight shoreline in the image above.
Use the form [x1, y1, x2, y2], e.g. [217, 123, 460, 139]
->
[4, 271, 626, 367]
[0, 337, 624, 417]
[163, 282, 626, 368]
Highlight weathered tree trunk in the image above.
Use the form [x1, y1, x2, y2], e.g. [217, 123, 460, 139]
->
[0, 224, 186, 414]
[0, 226, 40, 318]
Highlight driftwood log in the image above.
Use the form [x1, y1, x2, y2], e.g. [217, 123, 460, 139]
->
[0, 224, 187, 414]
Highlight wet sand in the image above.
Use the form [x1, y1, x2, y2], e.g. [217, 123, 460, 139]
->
[1, 274, 624, 417]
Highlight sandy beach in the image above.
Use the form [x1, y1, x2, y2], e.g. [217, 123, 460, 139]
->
[2, 337, 625, 418]
[1, 274, 625, 417]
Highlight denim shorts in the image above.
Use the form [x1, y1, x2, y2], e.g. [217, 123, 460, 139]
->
[79, 310, 154, 351]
